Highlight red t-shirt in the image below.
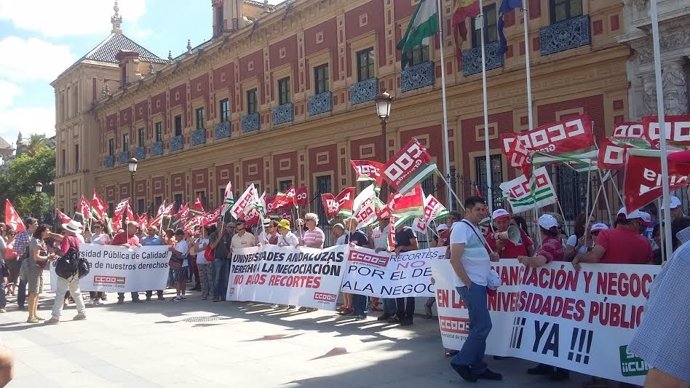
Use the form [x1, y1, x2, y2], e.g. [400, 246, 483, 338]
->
[487, 230, 533, 258]
[111, 232, 140, 247]
[59, 236, 80, 255]
[535, 236, 564, 263]
[595, 227, 652, 264]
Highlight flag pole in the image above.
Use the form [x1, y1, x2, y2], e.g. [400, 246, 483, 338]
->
[436, 0, 453, 212]
[478, 0, 493, 214]
[650, 0, 673, 261]
[521, 1, 539, 238]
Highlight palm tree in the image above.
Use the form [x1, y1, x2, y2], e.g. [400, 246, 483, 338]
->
[24, 134, 49, 157]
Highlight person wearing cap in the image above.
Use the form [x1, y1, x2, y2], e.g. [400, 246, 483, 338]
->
[669, 195, 685, 221]
[45, 220, 86, 324]
[430, 224, 450, 248]
[299, 213, 325, 249]
[517, 214, 569, 381]
[573, 208, 652, 269]
[209, 220, 233, 302]
[486, 209, 534, 259]
[111, 221, 142, 304]
[276, 219, 299, 247]
[449, 196, 502, 382]
[257, 219, 273, 246]
[169, 229, 190, 302]
[331, 223, 346, 246]
[564, 214, 596, 261]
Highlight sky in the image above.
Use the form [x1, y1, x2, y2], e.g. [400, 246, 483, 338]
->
[0, 0, 283, 147]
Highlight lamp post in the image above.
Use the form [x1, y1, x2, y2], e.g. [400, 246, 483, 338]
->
[127, 158, 138, 229]
[374, 92, 392, 197]
[34, 182, 43, 221]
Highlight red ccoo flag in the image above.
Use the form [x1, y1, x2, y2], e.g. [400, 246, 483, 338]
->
[5, 200, 25, 233]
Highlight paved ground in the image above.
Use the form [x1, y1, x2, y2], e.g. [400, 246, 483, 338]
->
[0, 286, 597, 387]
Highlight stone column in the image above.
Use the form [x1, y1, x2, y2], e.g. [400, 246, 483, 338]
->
[662, 59, 689, 115]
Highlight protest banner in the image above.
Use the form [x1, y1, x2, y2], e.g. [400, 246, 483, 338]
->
[227, 245, 348, 309]
[432, 259, 660, 385]
[383, 138, 438, 194]
[499, 167, 557, 213]
[49, 243, 171, 292]
[341, 246, 445, 298]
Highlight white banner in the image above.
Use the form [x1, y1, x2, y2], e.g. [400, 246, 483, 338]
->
[49, 244, 171, 292]
[227, 245, 348, 310]
[341, 246, 444, 298]
[432, 260, 659, 385]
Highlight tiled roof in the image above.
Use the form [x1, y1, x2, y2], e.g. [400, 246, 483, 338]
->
[81, 33, 168, 64]
[0, 136, 11, 150]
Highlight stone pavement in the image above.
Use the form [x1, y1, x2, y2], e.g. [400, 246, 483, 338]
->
[0, 288, 596, 388]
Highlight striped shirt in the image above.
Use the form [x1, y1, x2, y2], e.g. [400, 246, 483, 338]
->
[303, 227, 324, 248]
[14, 230, 31, 258]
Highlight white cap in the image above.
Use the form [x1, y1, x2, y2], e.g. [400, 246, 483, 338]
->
[436, 224, 449, 231]
[538, 214, 559, 230]
[618, 207, 644, 220]
[492, 208, 510, 221]
[638, 211, 652, 224]
[670, 196, 682, 209]
[590, 223, 609, 232]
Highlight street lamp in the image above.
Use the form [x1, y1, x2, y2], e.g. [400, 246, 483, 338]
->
[127, 158, 138, 229]
[35, 182, 43, 193]
[34, 182, 43, 221]
[374, 92, 392, 196]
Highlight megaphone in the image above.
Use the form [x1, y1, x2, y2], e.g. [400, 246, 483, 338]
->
[495, 226, 522, 245]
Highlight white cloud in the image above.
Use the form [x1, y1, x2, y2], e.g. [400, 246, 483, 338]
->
[0, 105, 55, 142]
[0, 36, 76, 82]
[0, 80, 22, 108]
[0, 0, 146, 37]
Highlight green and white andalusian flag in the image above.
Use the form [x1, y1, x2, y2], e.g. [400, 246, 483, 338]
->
[499, 166, 557, 214]
[396, 0, 439, 69]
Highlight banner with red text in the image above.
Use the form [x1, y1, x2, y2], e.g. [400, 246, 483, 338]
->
[227, 245, 348, 310]
[341, 246, 443, 298]
[351, 160, 385, 187]
[624, 149, 690, 211]
[432, 260, 660, 385]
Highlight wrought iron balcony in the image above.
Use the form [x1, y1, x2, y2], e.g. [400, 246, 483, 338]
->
[191, 128, 207, 146]
[104, 155, 114, 168]
[539, 15, 591, 56]
[401, 61, 434, 92]
[135, 146, 146, 160]
[462, 42, 504, 77]
[170, 135, 183, 152]
[151, 141, 163, 156]
[214, 121, 231, 140]
[350, 77, 378, 105]
[308, 91, 332, 116]
[118, 151, 129, 165]
[272, 103, 294, 125]
[241, 112, 260, 133]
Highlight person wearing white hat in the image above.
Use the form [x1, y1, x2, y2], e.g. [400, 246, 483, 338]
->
[573, 208, 652, 269]
[486, 208, 534, 258]
[45, 220, 86, 324]
[669, 195, 685, 221]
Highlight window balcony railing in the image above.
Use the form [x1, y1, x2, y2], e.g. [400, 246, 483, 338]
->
[191, 128, 207, 146]
[104, 155, 114, 168]
[539, 15, 591, 56]
[151, 141, 163, 156]
[214, 121, 231, 140]
[350, 77, 378, 105]
[272, 103, 294, 125]
[134, 146, 145, 160]
[308, 91, 332, 116]
[118, 151, 129, 165]
[241, 112, 260, 133]
[462, 42, 504, 77]
[170, 135, 183, 152]
[401, 61, 434, 92]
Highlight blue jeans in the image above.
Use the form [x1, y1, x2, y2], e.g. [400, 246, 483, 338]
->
[452, 283, 492, 374]
[213, 259, 230, 300]
[352, 294, 368, 316]
[382, 298, 397, 315]
[0, 267, 6, 309]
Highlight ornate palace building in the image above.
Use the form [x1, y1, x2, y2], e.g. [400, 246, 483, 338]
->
[53, 0, 643, 221]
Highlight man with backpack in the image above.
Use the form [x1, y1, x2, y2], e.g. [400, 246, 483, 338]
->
[45, 220, 87, 324]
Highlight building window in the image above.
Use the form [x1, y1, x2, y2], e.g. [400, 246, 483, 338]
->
[314, 64, 329, 94]
[122, 134, 129, 152]
[195, 191, 207, 209]
[108, 139, 114, 156]
[137, 199, 145, 214]
[550, 0, 582, 24]
[61, 149, 66, 175]
[154, 122, 162, 142]
[137, 127, 144, 146]
[154, 196, 163, 213]
[174, 193, 183, 210]
[474, 154, 503, 208]
[195, 107, 205, 129]
[219, 98, 230, 122]
[174, 114, 183, 136]
[471, 3, 498, 48]
[278, 180, 292, 192]
[409, 38, 430, 66]
[278, 77, 290, 105]
[356, 48, 375, 82]
[74, 144, 79, 172]
[314, 175, 332, 225]
[247, 89, 258, 114]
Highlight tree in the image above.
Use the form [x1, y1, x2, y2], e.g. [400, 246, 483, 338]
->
[0, 146, 55, 222]
[24, 134, 50, 157]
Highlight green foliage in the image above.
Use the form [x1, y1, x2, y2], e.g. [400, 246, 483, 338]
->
[0, 145, 55, 221]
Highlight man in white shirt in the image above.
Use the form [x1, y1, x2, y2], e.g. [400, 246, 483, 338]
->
[231, 221, 257, 250]
[449, 196, 502, 383]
